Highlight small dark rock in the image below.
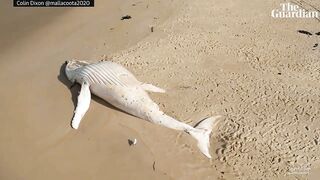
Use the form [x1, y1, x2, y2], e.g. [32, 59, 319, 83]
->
[121, 15, 132, 20]
[128, 139, 134, 146]
[313, 43, 318, 48]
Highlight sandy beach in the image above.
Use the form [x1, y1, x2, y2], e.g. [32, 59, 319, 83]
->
[0, 0, 320, 179]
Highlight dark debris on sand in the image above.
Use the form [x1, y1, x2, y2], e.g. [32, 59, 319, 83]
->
[297, 30, 312, 36]
[121, 15, 132, 20]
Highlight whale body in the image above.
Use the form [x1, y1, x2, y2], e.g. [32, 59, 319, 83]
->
[65, 60, 221, 158]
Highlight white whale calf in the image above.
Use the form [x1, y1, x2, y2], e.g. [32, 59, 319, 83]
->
[65, 60, 221, 158]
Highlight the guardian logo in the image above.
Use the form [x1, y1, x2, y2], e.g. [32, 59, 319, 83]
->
[271, 3, 318, 18]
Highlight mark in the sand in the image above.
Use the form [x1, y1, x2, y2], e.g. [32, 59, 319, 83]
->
[277, 72, 282, 75]
[313, 43, 318, 48]
[179, 85, 191, 89]
[151, 26, 154, 32]
[128, 138, 137, 146]
[132, 1, 142, 6]
[121, 15, 132, 20]
[297, 30, 312, 36]
[153, 161, 156, 171]
[315, 32, 320, 36]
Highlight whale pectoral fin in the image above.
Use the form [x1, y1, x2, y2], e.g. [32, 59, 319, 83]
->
[72, 81, 91, 129]
[141, 83, 166, 93]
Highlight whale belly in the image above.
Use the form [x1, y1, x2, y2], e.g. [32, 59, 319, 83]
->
[74, 61, 161, 120]
[90, 84, 159, 120]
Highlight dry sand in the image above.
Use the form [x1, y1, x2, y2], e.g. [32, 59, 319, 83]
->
[0, 0, 320, 179]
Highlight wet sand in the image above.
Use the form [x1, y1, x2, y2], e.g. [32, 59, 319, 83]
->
[1, 0, 320, 179]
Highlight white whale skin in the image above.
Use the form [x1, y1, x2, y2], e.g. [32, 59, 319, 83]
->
[65, 60, 222, 158]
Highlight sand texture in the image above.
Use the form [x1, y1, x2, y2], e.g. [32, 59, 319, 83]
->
[0, 0, 320, 179]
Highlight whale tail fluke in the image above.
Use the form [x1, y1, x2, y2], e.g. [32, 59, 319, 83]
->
[188, 115, 222, 158]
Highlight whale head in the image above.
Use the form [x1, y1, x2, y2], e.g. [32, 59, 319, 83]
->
[65, 60, 90, 83]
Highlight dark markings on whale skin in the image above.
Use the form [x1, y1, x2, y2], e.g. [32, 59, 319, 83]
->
[297, 30, 313, 36]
